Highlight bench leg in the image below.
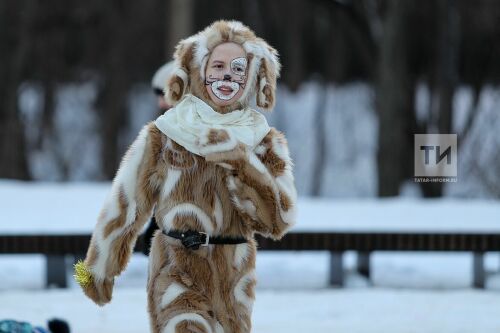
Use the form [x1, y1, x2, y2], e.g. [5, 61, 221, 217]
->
[46, 255, 67, 288]
[329, 252, 343, 287]
[357, 252, 371, 280]
[473, 252, 485, 289]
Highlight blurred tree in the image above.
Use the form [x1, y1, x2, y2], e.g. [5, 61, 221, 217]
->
[167, 0, 194, 56]
[418, 0, 460, 197]
[375, 0, 415, 196]
[0, 1, 32, 180]
[1, 0, 499, 197]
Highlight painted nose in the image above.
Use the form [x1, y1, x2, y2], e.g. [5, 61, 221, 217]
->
[223, 74, 232, 81]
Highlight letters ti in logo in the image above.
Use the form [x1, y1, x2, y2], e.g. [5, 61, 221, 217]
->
[414, 134, 457, 178]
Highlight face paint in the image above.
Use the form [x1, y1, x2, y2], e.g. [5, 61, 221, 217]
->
[206, 57, 247, 101]
[230, 57, 247, 76]
[210, 80, 241, 100]
[205, 43, 248, 106]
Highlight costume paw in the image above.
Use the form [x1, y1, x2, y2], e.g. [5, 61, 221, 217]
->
[74, 260, 114, 306]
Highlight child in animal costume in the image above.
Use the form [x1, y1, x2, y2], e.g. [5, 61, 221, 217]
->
[75, 20, 297, 333]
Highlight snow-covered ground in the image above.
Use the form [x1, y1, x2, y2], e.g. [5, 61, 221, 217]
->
[3, 287, 500, 333]
[1, 181, 500, 332]
[1, 180, 500, 234]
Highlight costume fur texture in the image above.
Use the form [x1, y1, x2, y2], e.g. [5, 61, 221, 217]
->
[78, 20, 296, 333]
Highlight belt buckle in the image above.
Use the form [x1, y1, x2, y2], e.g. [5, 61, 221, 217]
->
[200, 232, 209, 247]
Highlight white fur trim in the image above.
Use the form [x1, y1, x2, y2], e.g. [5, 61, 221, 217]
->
[217, 162, 234, 170]
[234, 271, 256, 311]
[161, 282, 187, 309]
[162, 203, 215, 234]
[226, 175, 238, 191]
[227, 20, 246, 32]
[230, 194, 244, 213]
[241, 200, 257, 218]
[279, 204, 297, 226]
[163, 313, 212, 333]
[92, 223, 117, 280]
[248, 152, 270, 175]
[233, 243, 249, 269]
[115, 125, 149, 226]
[214, 321, 224, 333]
[276, 171, 297, 225]
[243, 41, 279, 76]
[161, 168, 182, 199]
[243, 40, 280, 75]
[254, 144, 267, 156]
[213, 194, 223, 232]
[193, 34, 209, 80]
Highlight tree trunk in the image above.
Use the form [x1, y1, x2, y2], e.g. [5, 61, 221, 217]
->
[376, 1, 413, 196]
[0, 1, 32, 180]
[420, 0, 459, 197]
[166, 0, 194, 57]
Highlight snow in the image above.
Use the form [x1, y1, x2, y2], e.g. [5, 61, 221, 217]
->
[1, 180, 499, 234]
[19, 82, 103, 181]
[267, 82, 377, 197]
[2, 287, 500, 333]
[1, 181, 500, 331]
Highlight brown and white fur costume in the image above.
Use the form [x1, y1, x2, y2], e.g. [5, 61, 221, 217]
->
[79, 20, 297, 333]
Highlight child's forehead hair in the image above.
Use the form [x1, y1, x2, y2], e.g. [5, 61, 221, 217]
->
[208, 42, 246, 61]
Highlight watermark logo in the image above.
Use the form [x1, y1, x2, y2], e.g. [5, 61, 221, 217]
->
[414, 134, 457, 183]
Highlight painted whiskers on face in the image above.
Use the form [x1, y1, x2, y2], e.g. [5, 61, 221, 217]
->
[205, 56, 248, 102]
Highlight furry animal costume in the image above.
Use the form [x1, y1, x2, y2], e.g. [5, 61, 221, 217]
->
[76, 20, 297, 333]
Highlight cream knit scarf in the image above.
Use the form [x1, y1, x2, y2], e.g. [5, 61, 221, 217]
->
[154, 94, 270, 156]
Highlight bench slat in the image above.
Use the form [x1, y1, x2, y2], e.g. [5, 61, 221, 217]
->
[2, 232, 500, 254]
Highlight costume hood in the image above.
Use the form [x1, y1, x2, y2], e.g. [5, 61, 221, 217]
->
[164, 20, 281, 111]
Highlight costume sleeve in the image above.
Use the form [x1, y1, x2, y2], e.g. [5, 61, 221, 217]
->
[225, 128, 297, 239]
[81, 123, 162, 304]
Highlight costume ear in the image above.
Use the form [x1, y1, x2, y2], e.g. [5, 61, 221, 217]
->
[164, 41, 194, 105]
[255, 47, 280, 110]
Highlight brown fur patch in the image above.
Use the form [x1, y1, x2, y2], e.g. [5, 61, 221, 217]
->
[244, 278, 256, 299]
[184, 321, 210, 333]
[256, 59, 277, 110]
[107, 225, 138, 277]
[260, 150, 286, 177]
[82, 276, 114, 306]
[165, 139, 196, 169]
[279, 190, 292, 211]
[207, 129, 229, 145]
[167, 75, 185, 104]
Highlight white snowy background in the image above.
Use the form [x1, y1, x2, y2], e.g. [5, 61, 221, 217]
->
[2, 82, 500, 332]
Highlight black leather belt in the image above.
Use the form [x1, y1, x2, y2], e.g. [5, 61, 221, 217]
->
[163, 230, 247, 250]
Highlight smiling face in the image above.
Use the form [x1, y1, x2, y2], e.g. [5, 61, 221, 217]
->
[205, 42, 247, 107]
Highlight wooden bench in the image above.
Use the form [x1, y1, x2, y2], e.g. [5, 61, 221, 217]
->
[1, 231, 499, 288]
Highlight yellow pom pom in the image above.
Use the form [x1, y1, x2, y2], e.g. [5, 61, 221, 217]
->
[74, 260, 93, 287]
